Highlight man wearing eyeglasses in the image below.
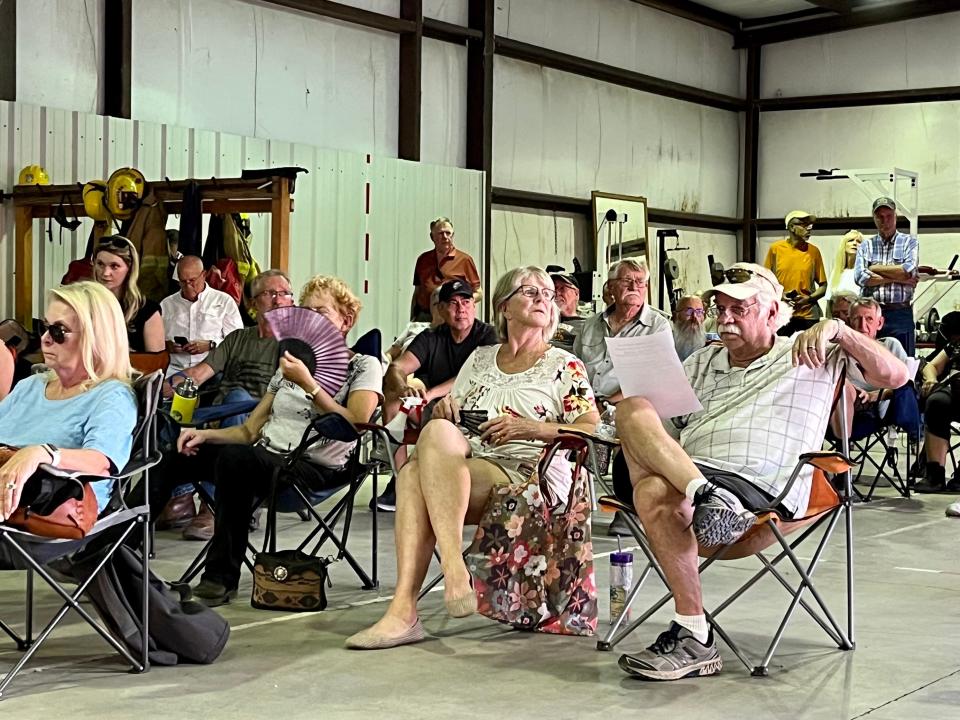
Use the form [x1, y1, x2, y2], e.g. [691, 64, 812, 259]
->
[155, 269, 295, 536]
[764, 210, 827, 337]
[613, 262, 907, 681]
[671, 295, 718, 362]
[161, 256, 243, 377]
[574, 259, 671, 406]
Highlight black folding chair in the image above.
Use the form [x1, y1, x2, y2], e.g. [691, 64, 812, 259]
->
[0, 370, 164, 698]
[844, 383, 921, 501]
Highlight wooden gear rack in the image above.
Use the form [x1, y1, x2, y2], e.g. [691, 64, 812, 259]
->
[8, 174, 296, 326]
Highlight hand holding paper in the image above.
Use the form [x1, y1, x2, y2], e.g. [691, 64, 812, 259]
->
[605, 333, 703, 418]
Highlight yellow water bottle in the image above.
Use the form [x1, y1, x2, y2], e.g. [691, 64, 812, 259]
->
[171, 377, 199, 424]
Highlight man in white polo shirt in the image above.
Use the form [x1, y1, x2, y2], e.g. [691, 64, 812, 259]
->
[611, 262, 908, 682]
[162, 255, 243, 376]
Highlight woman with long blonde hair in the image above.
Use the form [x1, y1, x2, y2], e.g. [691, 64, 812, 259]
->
[93, 235, 164, 352]
[827, 230, 863, 300]
[0, 281, 137, 520]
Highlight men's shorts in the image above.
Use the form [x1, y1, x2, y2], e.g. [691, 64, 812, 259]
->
[611, 450, 792, 519]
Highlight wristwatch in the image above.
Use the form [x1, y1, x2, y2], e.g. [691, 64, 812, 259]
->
[41, 443, 61, 468]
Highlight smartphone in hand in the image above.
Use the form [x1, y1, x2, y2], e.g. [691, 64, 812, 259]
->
[174, 335, 188, 346]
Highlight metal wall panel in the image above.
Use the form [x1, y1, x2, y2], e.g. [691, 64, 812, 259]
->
[0, 101, 485, 345]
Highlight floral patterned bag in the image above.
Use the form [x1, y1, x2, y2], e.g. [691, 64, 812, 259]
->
[467, 436, 597, 636]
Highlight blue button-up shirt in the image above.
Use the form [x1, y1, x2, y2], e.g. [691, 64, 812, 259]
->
[854, 231, 918, 305]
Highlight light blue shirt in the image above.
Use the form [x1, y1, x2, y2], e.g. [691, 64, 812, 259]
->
[853, 231, 919, 305]
[0, 375, 137, 512]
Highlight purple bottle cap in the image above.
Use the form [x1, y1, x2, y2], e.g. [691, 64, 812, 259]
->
[611, 551, 633, 564]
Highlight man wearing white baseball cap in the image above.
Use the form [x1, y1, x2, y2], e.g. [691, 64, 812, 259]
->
[612, 261, 908, 681]
[764, 210, 827, 336]
[854, 196, 919, 356]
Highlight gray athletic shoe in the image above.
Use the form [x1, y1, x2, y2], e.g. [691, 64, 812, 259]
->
[619, 622, 722, 681]
[692, 485, 756, 547]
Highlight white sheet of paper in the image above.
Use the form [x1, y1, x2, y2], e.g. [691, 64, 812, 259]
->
[905, 356, 920, 380]
[605, 333, 703, 418]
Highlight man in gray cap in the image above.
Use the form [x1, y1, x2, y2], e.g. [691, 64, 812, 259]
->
[854, 197, 919, 355]
[549, 272, 584, 353]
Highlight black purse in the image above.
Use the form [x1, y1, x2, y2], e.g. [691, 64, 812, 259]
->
[251, 549, 330, 612]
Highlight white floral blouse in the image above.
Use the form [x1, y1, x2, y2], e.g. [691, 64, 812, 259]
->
[452, 344, 598, 501]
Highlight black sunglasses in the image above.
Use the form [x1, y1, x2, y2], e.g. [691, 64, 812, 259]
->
[38, 320, 73, 344]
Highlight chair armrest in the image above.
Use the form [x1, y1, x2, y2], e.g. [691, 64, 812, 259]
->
[558, 427, 620, 449]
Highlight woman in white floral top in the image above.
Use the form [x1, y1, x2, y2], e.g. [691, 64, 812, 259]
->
[347, 266, 599, 650]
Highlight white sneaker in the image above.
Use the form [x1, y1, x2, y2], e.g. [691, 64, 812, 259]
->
[945, 501, 960, 518]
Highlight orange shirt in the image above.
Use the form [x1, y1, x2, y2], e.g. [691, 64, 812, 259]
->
[412, 248, 481, 314]
[764, 239, 827, 319]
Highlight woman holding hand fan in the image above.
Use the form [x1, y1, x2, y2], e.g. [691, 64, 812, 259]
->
[178, 275, 382, 607]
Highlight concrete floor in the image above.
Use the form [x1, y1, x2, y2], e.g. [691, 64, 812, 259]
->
[1, 478, 959, 719]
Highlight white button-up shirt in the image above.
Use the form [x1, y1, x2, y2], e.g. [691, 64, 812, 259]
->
[161, 285, 244, 375]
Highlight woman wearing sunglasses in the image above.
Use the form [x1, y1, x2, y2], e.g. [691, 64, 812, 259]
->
[348, 266, 600, 649]
[0, 281, 137, 522]
[93, 236, 164, 352]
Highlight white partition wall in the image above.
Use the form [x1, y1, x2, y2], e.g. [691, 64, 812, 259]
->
[0, 101, 484, 342]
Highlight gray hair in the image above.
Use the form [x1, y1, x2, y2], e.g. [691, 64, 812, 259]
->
[250, 269, 291, 297]
[850, 297, 882, 315]
[491, 266, 559, 343]
[827, 290, 859, 317]
[607, 258, 649, 282]
[429, 216, 453, 232]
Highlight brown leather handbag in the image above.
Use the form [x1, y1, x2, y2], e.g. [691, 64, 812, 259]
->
[1, 447, 99, 539]
[251, 550, 330, 612]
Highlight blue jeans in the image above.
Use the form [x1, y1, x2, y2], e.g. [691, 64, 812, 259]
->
[877, 306, 915, 357]
[172, 388, 258, 499]
[851, 383, 921, 442]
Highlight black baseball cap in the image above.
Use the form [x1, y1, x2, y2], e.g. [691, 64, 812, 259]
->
[439, 279, 473, 303]
[550, 272, 579, 291]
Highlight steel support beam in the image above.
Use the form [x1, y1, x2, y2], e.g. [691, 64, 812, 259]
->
[741, 45, 761, 262]
[736, 0, 960, 47]
[495, 36, 744, 112]
[263, 0, 416, 33]
[398, 0, 422, 161]
[467, 0, 494, 301]
[103, 0, 132, 118]
[759, 86, 960, 111]
[627, 0, 739, 34]
[0, 0, 15, 102]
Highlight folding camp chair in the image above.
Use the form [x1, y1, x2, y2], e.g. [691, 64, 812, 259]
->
[0, 370, 164, 698]
[594, 369, 856, 677]
[177, 330, 398, 590]
[844, 383, 921, 501]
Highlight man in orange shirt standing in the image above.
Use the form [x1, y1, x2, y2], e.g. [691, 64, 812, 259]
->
[764, 210, 827, 336]
[410, 217, 481, 321]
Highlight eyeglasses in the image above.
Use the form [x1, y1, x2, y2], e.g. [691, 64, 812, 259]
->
[679, 308, 705, 319]
[256, 289, 295, 300]
[707, 301, 758, 319]
[723, 267, 778, 293]
[614, 277, 648, 290]
[38, 320, 72, 344]
[506, 285, 556, 302]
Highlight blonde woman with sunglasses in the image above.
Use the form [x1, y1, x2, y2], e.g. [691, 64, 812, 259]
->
[94, 235, 164, 352]
[0, 281, 137, 521]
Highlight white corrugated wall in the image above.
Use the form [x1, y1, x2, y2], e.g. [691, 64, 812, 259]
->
[0, 100, 486, 344]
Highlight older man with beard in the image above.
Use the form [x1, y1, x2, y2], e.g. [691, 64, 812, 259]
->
[612, 262, 907, 682]
[671, 295, 718, 361]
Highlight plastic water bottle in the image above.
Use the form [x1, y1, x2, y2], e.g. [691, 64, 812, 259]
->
[595, 403, 616, 475]
[610, 537, 633, 625]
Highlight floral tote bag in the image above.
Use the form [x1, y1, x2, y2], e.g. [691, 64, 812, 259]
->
[467, 436, 597, 636]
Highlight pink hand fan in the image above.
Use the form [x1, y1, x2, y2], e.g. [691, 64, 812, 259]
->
[265, 306, 350, 396]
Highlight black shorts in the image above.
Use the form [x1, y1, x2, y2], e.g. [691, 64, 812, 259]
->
[611, 450, 792, 518]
